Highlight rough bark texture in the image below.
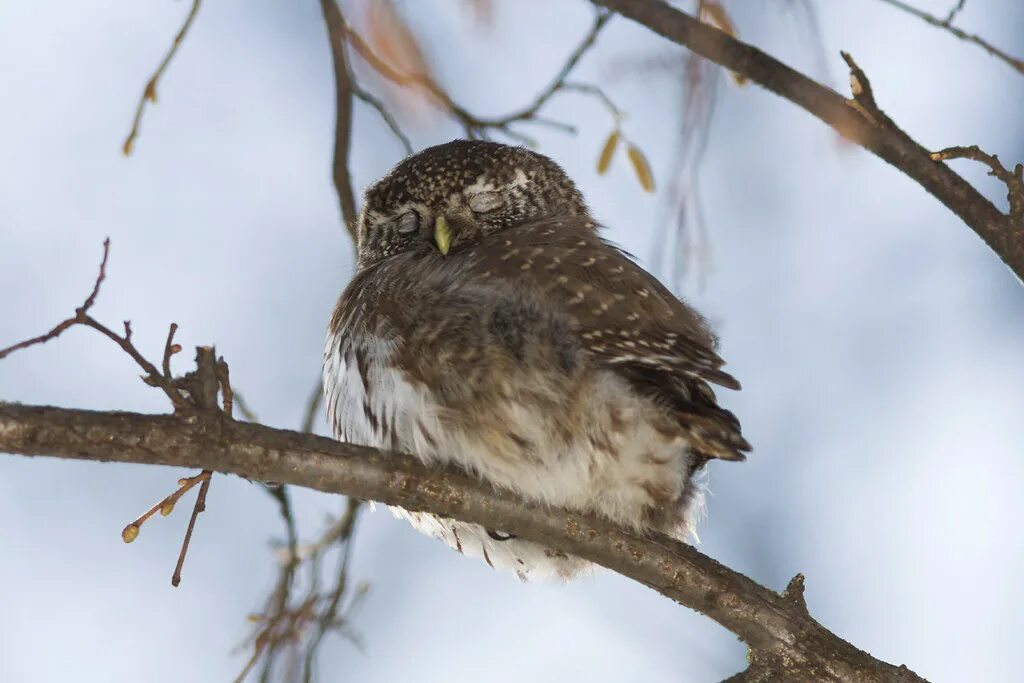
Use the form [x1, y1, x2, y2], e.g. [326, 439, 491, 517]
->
[0, 402, 925, 682]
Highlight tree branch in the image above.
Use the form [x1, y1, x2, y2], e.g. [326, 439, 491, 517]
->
[320, 0, 359, 239]
[590, 0, 1024, 283]
[0, 402, 925, 682]
[875, 0, 1024, 76]
[122, 0, 203, 156]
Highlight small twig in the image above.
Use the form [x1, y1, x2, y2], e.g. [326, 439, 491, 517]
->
[351, 84, 413, 155]
[232, 392, 260, 423]
[0, 238, 110, 359]
[120, 470, 211, 543]
[840, 51, 879, 113]
[931, 145, 1024, 221]
[319, 0, 360, 238]
[0, 240, 192, 413]
[122, 0, 203, 155]
[561, 81, 623, 122]
[875, 0, 1024, 76]
[300, 380, 325, 435]
[301, 499, 361, 683]
[344, 8, 615, 141]
[171, 471, 213, 587]
[162, 323, 180, 378]
[943, 0, 967, 24]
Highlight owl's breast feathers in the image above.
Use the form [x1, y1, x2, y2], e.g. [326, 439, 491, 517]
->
[327, 216, 749, 464]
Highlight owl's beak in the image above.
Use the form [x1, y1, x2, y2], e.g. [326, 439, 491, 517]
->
[434, 215, 452, 256]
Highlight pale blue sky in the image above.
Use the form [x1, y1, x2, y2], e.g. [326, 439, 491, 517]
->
[1, 1, 1023, 681]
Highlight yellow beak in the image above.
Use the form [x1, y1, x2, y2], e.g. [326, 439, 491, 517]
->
[434, 215, 451, 256]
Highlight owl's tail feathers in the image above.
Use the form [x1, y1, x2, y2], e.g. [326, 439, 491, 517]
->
[682, 413, 751, 462]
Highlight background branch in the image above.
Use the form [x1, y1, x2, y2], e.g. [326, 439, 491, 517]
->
[0, 402, 926, 682]
[591, 0, 1024, 282]
[875, 0, 1024, 75]
[320, 0, 359, 239]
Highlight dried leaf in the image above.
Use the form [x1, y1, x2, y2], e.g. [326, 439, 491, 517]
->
[367, 0, 430, 83]
[700, 2, 747, 86]
[365, 0, 441, 117]
[597, 130, 621, 175]
[627, 143, 656, 193]
[701, 1, 737, 38]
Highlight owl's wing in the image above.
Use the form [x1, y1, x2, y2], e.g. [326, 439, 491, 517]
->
[470, 217, 750, 462]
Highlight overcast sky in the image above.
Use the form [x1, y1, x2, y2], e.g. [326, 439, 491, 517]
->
[2, 1, 1023, 681]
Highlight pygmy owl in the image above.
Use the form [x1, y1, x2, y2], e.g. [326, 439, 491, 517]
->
[324, 140, 748, 580]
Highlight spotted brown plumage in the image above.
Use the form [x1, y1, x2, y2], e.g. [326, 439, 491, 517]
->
[324, 140, 747, 579]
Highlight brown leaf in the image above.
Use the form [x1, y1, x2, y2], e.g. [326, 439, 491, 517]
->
[367, 0, 430, 83]
[700, 2, 747, 86]
[597, 130, 621, 175]
[627, 143, 656, 193]
[700, 1, 737, 37]
[365, 0, 442, 118]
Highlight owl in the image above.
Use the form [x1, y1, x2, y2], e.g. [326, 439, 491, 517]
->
[324, 140, 748, 580]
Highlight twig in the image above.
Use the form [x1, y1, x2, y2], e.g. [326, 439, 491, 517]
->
[172, 471, 212, 587]
[0, 240, 192, 412]
[931, 145, 1024, 221]
[301, 499, 361, 683]
[351, 84, 413, 154]
[319, 0, 359, 238]
[233, 392, 261, 423]
[162, 323, 180, 379]
[344, 8, 616, 140]
[122, 0, 203, 155]
[874, 0, 1024, 76]
[120, 470, 211, 543]
[0, 238, 110, 359]
[944, 0, 967, 24]
[300, 380, 325, 435]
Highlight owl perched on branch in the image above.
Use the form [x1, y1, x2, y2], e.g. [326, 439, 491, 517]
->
[324, 140, 747, 580]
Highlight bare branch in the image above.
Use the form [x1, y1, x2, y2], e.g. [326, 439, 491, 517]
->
[0, 403, 927, 682]
[319, 0, 359, 239]
[931, 145, 1024, 221]
[0, 240, 192, 412]
[590, 0, 1024, 283]
[122, 0, 203, 156]
[0, 238, 110, 359]
[351, 84, 413, 154]
[344, 8, 616, 141]
[875, 0, 1024, 76]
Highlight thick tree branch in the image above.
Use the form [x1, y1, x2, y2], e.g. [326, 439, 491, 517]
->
[0, 402, 925, 682]
[591, 0, 1024, 283]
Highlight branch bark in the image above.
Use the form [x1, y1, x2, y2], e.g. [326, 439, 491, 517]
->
[0, 401, 925, 682]
[590, 0, 1024, 283]
[319, 0, 359, 239]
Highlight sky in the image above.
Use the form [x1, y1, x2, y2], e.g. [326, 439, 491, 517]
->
[1, 1, 1023, 681]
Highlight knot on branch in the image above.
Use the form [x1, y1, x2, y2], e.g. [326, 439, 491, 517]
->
[782, 572, 808, 614]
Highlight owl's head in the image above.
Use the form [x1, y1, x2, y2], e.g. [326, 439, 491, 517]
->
[355, 140, 590, 268]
